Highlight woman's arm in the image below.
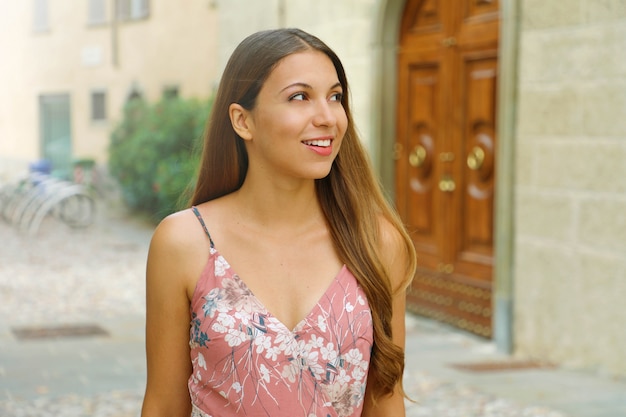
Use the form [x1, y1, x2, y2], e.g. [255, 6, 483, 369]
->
[141, 215, 197, 417]
[362, 219, 412, 417]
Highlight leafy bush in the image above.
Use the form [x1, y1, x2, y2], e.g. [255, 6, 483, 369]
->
[109, 97, 211, 222]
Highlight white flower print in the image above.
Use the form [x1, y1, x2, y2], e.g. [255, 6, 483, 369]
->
[321, 342, 338, 362]
[303, 350, 324, 378]
[225, 328, 247, 347]
[214, 254, 230, 277]
[309, 334, 324, 348]
[259, 364, 271, 383]
[211, 322, 227, 334]
[217, 312, 235, 328]
[345, 348, 363, 366]
[316, 315, 327, 332]
[232, 382, 242, 393]
[254, 333, 271, 353]
[197, 353, 207, 370]
[265, 318, 284, 334]
[357, 295, 365, 305]
[275, 331, 297, 356]
[234, 310, 250, 326]
[281, 362, 298, 383]
[337, 369, 351, 385]
[352, 366, 365, 381]
[265, 346, 280, 361]
[345, 301, 354, 313]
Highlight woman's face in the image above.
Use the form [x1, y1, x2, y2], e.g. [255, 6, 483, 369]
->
[243, 50, 348, 182]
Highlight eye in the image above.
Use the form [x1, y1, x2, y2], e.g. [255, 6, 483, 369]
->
[289, 92, 307, 101]
[330, 92, 343, 102]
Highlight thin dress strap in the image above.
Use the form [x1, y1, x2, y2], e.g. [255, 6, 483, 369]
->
[191, 206, 215, 248]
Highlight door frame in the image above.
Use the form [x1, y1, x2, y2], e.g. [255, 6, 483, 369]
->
[370, 0, 520, 353]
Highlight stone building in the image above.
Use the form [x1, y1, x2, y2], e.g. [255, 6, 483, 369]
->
[1, 0, 624, 377]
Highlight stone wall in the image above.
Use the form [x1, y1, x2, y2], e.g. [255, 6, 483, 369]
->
[514, 0, 626, 375]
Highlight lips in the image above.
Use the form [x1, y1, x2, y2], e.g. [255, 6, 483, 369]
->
[302, 138, 332, 147]
[302, 137, 334, 156]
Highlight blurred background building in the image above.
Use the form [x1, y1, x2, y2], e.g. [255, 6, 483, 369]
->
[0, 0, 218, 178]
[1, 0, 624, 379]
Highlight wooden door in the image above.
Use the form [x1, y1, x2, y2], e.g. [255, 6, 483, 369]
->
[396, 0, 499, 338]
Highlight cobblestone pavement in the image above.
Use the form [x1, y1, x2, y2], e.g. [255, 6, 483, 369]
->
[0, 198, 587, 417]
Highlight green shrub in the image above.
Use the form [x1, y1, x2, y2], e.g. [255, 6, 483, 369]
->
[109, 97, 211, 222]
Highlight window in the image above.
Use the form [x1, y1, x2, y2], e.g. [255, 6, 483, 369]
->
[127, 85, 144, 102]
[91, 91, 107, 121]
[117, 0, 149, 21]
[33, 0, 49, 32]
[88, 0, 107, 25]
[162, 86, 179, 100]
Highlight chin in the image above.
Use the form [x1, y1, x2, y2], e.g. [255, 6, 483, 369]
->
[310, 166, 334, 180]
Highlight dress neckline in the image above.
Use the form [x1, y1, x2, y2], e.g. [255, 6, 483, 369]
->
[194, 247, 350, 334]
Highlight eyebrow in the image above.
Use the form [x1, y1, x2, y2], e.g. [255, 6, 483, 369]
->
[280, 82, 343, 93]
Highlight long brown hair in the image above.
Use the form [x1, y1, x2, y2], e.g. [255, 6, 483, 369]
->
[191, 28, 416, 400]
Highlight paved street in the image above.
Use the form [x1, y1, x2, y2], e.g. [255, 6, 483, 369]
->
[1, 197, 624, 417]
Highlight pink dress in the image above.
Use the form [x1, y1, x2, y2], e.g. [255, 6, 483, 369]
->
[188, 207, 373, 417]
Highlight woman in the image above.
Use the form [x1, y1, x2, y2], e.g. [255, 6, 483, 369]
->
[141, 28, 416, 417]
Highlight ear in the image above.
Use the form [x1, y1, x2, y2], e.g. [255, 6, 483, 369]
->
[229, 103, 254, 141]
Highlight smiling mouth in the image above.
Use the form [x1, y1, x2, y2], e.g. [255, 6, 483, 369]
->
[302, 139, 332, 147]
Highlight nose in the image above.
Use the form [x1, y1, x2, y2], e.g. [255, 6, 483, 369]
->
[312, 100, 338, 127]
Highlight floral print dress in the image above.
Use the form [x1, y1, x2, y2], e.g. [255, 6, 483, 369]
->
[188, 207, 373, 417]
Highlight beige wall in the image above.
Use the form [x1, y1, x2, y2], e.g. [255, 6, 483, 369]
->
[0, 1, 218, 179]
[514, 0, 626, 375]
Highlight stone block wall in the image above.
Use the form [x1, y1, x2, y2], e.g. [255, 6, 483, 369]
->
[514, 0, 626, 375]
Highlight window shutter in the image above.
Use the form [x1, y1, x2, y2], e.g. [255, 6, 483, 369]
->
[131, 0, 149, 19]
[33, 0, 49, 31]
[88, 0, 107, 24]
[116, 0, 130, 20]
[91, 91, 107, 121]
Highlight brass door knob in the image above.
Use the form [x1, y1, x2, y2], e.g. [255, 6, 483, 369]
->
[442, 37, 457, 47]
[438, 176, 456, 192]
[467, 146, 485, 170]
[439, 152, 455, 162]
[409, 144, 427, 168]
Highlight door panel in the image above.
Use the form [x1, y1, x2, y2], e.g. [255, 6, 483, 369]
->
[398, 0, 499, 338]
[402, 0, 441, 33]
[464, 0, 499, 22]
[459, 53, 497, 268]
[396, 62, 442, 263]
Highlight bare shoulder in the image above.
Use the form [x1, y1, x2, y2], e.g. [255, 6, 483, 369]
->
[147, 207, 211, 296]
[150, 208, 206, 255]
